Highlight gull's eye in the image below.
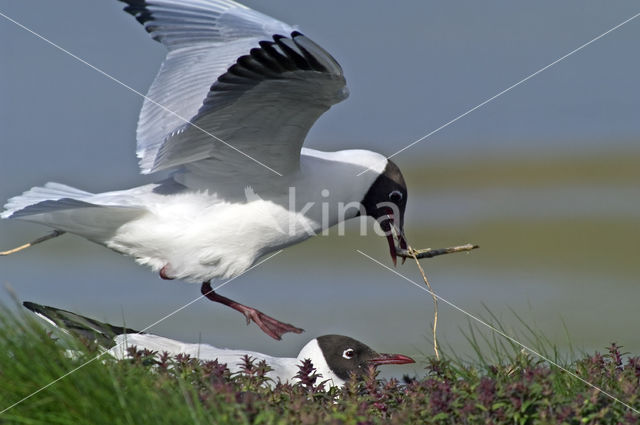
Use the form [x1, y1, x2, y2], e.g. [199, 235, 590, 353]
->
[342, 349, 355, 359]
[389, 190, 403, 202]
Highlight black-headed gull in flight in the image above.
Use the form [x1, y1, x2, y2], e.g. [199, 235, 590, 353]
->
[24, 302, 415, 387]
[3, 0, 409, 340]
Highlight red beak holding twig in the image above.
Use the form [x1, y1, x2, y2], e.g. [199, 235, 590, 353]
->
[381, 211, 408, 267]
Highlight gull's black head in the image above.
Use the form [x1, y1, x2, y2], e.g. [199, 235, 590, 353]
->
[316, 335, 414, 381]
[360, 159, 408, 265]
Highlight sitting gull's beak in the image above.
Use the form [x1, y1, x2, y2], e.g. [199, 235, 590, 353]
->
[367, 352, 415, 366]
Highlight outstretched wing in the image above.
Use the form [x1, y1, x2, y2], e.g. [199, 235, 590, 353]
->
[120, 0, 348, 176]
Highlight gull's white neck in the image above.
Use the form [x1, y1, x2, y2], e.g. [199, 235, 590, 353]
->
[300, 148, 387, 175]
[284, 148, 387, 232]
[296, 338, 345, 387]
[296, 148, 388, 205]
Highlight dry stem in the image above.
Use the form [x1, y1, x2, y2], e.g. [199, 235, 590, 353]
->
[407, 246, 440, 359]
[397, 243, 478, 259]
[394, 233, 478, 359]
[0, 231, 65, 256]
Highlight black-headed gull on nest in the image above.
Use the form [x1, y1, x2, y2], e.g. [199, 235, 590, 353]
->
[24, 302, 415, 387]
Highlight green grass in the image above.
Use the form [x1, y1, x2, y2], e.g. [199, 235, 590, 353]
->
[0, 304, 228, 424]
[1, 304, 639, 424]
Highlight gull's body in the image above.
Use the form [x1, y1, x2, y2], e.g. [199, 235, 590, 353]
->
[4, 149, 386, 282]
[112, 333, 320, 384]
[3, 0, 409, 339]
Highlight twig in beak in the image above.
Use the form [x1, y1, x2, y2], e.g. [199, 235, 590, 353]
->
[397, 243, 478, 260]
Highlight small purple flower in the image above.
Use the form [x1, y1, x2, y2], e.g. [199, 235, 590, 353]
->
[477, 377, 496, 408]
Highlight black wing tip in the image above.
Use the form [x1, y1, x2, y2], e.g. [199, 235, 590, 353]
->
[209, 32, 335, 98]
[119, 0, 147, 10]
[274, 36, 312, 71]
[22, 301, 64, 325]
[22, 301, 70, 321]
[22, 301, 40, 312]
[23, 300, 141, 337]
[119, 0, 155, 26]
[269, 31, 306, 42]
[272, 34, 288, 43]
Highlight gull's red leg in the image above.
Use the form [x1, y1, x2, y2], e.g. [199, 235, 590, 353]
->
[159, 265, 174, 280]
[200, 281, 304, 340]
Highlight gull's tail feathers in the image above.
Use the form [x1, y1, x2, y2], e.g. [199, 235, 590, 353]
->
[23, 301, 139, 348]
[2, 182, 94, 219]
[2, 182, 145, 242]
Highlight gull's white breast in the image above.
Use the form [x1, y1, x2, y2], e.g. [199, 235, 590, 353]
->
[105, 190, 318, 282]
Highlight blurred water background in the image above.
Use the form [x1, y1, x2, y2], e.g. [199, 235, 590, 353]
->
[1, 0, 639, 380]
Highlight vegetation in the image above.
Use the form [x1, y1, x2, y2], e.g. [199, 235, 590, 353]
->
[0, 305, 638, 424]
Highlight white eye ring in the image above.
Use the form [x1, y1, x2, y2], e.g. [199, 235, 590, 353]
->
[342, 349, 355, 359]
[389, 190, 403, 202]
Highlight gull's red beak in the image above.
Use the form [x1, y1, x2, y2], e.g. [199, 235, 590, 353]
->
[385, 231, 397, 266]
[381, 212, 407, 267]
[368, 352, 416, 366]
[398, 227, 408, 265]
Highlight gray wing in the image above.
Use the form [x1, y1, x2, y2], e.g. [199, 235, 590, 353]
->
[120, 0, 348, 176]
